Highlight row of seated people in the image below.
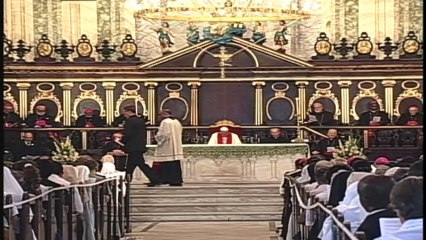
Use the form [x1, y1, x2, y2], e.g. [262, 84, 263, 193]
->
[304, 101, 422, 127]
[3, 104, 129, 128]
[3, 154, 125, 239]
[4, 101, 423, 129]
[284, 154, 423, 240]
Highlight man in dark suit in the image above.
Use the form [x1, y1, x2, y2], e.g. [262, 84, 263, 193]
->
[75, 108, 104, 127]
[12, 132, 43, 160]
[261, 127, 291, 143]
[121, 105, 159, 185]
[306, 102, 337, 126]
[396, 105, 423, 126]
[357, 175, 398, 240]
[25, 104, 58, 127]
[357, 100, 390, 126]
[4, 104, 22, 127]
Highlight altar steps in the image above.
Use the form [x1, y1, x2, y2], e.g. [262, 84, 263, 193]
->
[129, 182, 283, 222]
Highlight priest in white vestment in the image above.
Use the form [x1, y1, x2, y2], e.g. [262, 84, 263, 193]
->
[154, 109, 184, 186]
[208, 126, 242, 145]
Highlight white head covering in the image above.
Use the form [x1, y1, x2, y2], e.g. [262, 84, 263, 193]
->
[100, 162, 116, 175]
[75, 165, 90, 183]
[296, 165, 311, 183]
[62, 165, 79, 184]
[347, 172, 372, 187]
[3, 167, 24, 203]
[220, 126, 229, 132]
[385, 167, 401, 176]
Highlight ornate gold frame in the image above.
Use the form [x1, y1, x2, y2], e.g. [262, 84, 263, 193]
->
[29, 83, 63, 122]
[265, 82, 295, 120]
[159, 83, 189, 120]
[71, 83, 106, 120]
[394, 80, 423, 116]
[115, 83, 148, 117]
[4, 84, 19, 113]
[350, 81, 384, 120]
[307, 81, 340, 119]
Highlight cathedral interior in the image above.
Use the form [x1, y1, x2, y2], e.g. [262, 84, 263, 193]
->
[3, 0, 424, 238]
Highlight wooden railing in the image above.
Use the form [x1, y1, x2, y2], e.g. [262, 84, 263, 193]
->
[280, 170, 366, 240]
[3, 174, 132, 240]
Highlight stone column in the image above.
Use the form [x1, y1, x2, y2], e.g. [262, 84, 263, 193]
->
[338, 81, 352, 124]
[102, 82, 116, 125]
[59, 82, 74, 126]
[382, 80, 396, 122]
[252, 81, 265, 125]
[33, 0, 61, 44]
[144, 82, 158, 124]
[16, 83, 31, 119]
[188, 82, 201, 126]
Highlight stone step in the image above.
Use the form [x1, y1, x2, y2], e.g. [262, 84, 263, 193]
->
[130, 184, 280, 195]
[130, 193, 283, 204]
[130, 202, 284, 213]
[129, 212, 283, 222]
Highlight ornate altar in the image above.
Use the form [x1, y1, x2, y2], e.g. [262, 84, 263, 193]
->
[132, 143, 310, 182]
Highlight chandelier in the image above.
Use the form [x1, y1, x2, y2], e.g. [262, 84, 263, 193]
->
[133, 0, 311, 23]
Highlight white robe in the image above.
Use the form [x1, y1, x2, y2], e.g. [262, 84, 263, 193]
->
[155, 118, 184, 162]
[207, 132, 242, 145]
[375, 218, 423, 240]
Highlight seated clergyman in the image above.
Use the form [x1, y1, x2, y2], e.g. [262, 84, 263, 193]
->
[208, 126, 242, 145]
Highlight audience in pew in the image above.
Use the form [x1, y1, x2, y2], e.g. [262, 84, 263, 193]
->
[284, 153, 423, 240]
[3, 150, 127, 240]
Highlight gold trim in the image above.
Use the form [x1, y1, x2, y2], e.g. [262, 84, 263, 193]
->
[102, 82, 116, 125]
[266, 82, 295, 121]
[192, 42, 260, 68]
[29, 83, 63, 122]
[115, 83, 148, 117]
[252, 81, 265, 125]
[71, 84, 106, 121]
[139, 41, 213, 69]
[350, 81, 384, 120]
[144, 82, 158, 123]
[4, 76, 423, 83]
[188, 82, 201, 125]
[382, 80, 397, 120]
[394, 81, 423, 117]
[232, 38, 314, 68]
[59, 82, 74, 126]
[307, 81, 340, 119]
[159, 83, 189, 121]
[338, 81, 352, 124]
[4, 84, 19, 113]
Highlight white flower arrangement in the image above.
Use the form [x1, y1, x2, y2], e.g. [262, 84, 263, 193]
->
[333, 136, 366, 159]
[52, 136, 79, 163]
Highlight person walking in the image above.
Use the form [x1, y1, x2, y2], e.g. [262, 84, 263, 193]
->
[154, 109, 184, 186]
[122, 105, 159, 186]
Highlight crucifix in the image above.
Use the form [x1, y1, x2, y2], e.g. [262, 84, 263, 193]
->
[211, 46, 233, 78]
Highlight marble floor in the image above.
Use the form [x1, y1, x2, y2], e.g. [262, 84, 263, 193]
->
[123, 221, 283, 240]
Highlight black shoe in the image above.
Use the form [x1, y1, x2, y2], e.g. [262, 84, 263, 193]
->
[169, 183, 183, 186]
[147, 183, 160, 187]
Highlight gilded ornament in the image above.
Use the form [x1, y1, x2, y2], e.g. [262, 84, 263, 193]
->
[403, 40, 420, 54]
[77, 43, 92, 57]
[356, 40, 373, 54]
[315, 40, 331, 55]
[122, 42, 137, 56]
[37, 43, 53, 57]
